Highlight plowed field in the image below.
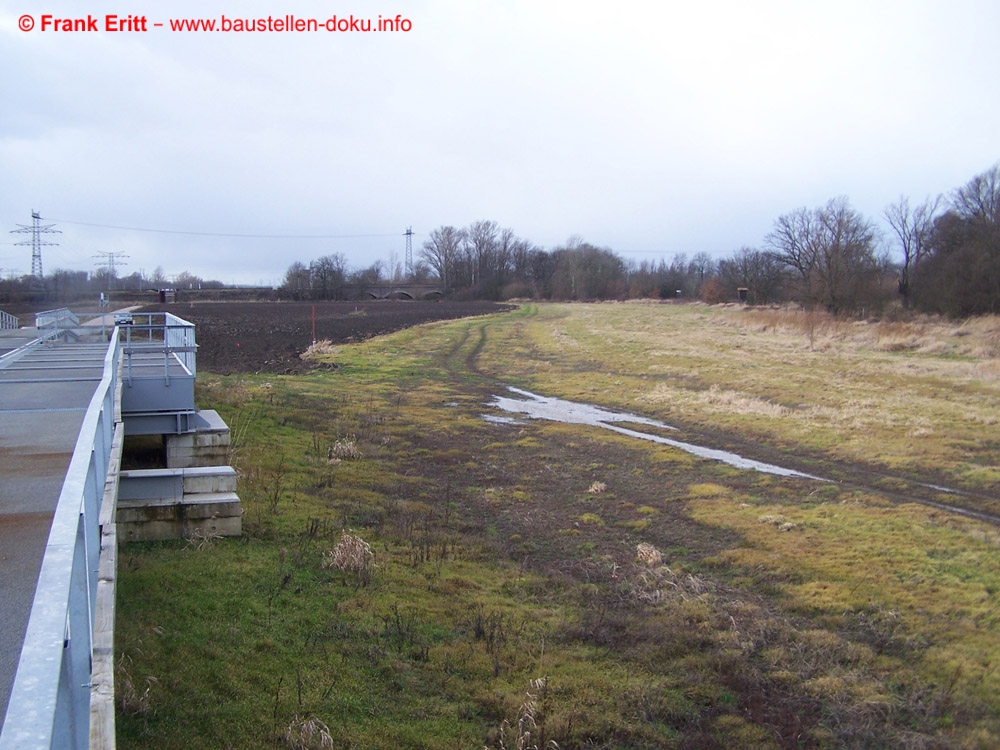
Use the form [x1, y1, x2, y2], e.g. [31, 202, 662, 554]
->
[138, 300, 514, 374]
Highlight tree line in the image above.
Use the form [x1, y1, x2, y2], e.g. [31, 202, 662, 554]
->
[0, 264, 226, 305]
[6, 164, 995, 317]
[272, 161, 997, 316]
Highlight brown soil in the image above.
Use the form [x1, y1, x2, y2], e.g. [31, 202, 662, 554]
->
[137, 300, 514, 374]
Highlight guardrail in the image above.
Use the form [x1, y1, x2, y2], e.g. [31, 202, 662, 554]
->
[120, 312, 197, 380]
[0, 311, 17, 329]
[0, 335, 121, 750]
[35, 307, 78, 332]
[0, 329, 62, 369]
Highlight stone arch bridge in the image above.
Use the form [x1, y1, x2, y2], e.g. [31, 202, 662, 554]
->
[347, 282, 446, 300]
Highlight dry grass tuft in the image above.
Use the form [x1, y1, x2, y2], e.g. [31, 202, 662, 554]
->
[758, 514, 798, 531]
[329, 438, 363, 460]
[488, 678, 559, 750]
[300, 340, 339, 360]
[628, 560, 710, 605]
[116, 654, 157, 717]
[696, 385, 789, 418]
[636, 542, 662, 567]
[285, 714, 335, 749]
[324, 531, 375, 585]
[183, 527, 223, 551]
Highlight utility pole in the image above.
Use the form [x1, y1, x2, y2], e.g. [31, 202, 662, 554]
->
[11, 210, 60, 284]
[93, 250, 129, 290]
[404, 226, 414, 280]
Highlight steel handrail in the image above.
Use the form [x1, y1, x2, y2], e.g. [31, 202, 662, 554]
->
[120, 313, 197, 385]
[0, 335, 120, 750]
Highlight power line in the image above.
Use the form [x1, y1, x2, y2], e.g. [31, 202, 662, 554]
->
[50, 218, 406, 240]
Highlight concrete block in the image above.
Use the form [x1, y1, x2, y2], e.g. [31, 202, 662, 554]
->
[166, 448, 231, 469]
[116, 492, 241, 523]
[166, 431, 231, 468]
[194, 432, 230, 448]
[182, 466, 237, 495]
[119, 515, 242, 543]
[117, 490, 242, 541]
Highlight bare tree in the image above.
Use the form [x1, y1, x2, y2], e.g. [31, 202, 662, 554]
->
[150, 266, 168, 287]
[419, 226, 465, 289]
[174, 270, 204, 291]
[687, 252, 716, 295]
[522, 247, 554, 298]
[310, 253, 348, 300]
[914, 163, 1000, 316]
[766, 197, 885, 314]
[884, 195, 941, 307]
[718, 246, 783, 304]
[281, 262, 311, 299]
[350, 260, 385, 296]
[765, 207, 820, 301]
[494, 226, 519, 294]
[466, 219, 500, 294]
[550, 242, 626, 300]
[953, 163, 1000, 225]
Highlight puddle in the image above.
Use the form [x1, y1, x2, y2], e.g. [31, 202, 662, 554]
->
[918, 483, 960, 495]
[488, 387, 824, 480]
[482, 414, 523, 426]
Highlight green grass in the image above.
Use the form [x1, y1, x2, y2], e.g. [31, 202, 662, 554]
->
[116, 302, 1000, 748]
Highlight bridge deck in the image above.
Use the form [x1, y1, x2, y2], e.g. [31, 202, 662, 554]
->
[0, 331, 111, 724]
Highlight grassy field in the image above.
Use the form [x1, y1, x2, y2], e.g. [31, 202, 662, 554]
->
[116, 302, 1000, 748]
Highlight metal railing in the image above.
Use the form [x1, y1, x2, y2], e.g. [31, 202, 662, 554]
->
[120, 312, 197, 381]
[0, 329, 60, 369]
[35, 308, 79, 334]
[35, 308, 78, 328]
[0, 310, 17, 329]
[0, 335, 120, 750]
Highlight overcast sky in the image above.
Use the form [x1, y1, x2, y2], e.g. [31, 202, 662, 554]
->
[2, 0, 999, 286]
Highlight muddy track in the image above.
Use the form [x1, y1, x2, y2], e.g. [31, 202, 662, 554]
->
[455, 316, 1000, 526]
[630, 420, 1000, 524]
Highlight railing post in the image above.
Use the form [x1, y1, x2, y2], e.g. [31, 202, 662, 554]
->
[163, 321, 171, 385]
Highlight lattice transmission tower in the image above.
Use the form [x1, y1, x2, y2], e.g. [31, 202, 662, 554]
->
[404, 226, 414, 279]
[93, 251, 129, 289]
[11, 210, 60, 282]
